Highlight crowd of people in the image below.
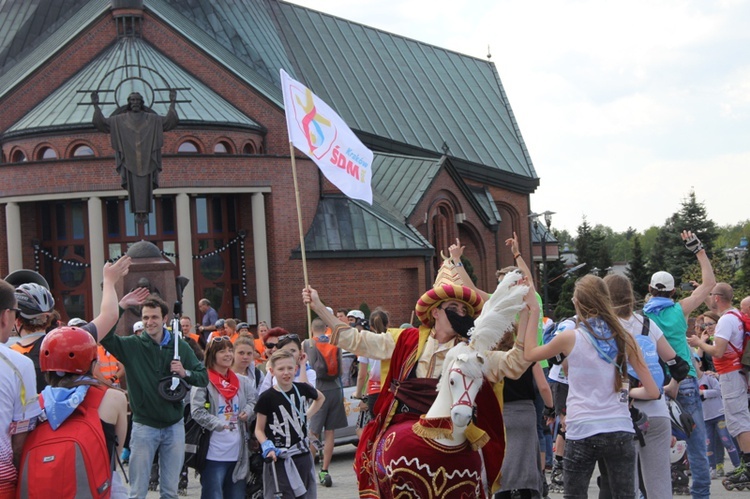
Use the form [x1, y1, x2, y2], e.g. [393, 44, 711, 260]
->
[1, 228, 749, 499]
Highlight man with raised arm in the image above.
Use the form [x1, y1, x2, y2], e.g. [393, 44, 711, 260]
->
[643, 230, 715, 499]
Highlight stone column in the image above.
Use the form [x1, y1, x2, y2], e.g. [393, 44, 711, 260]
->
[88, 197, 105, 315]
[5, 202, 23, 272]
[251, 193, 271, 325]
[176, 193, 195, 320]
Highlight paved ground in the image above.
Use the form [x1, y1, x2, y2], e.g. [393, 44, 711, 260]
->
[121, 446, 743, 498]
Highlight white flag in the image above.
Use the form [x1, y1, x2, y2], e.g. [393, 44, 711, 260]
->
[280, 69, 373, 204]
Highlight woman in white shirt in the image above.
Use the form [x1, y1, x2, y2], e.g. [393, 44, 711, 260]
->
[524, 274, 660, 498]
[605, 273, 677, 499]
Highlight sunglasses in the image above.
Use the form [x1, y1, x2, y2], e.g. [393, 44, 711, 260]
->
[4, 307, 20, 319]
[278, 333, 299, 342]
[265, 342, 278, 349]
[211, 336, 232, 344]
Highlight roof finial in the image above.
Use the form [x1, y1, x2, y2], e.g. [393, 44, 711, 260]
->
[487, 45, 492, 60]
[441, 141, 450, 155]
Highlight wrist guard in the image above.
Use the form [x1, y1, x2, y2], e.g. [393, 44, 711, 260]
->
[261, 440, 277, 459]
[684, 233, 703, 254]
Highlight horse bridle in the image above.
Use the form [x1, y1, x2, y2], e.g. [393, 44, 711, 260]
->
[449, 367, 477, 410]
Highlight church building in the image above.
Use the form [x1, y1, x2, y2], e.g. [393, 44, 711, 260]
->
[0, 0, 539, 332]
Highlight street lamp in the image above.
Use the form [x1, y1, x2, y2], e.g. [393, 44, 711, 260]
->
[529, 210, 555, 312]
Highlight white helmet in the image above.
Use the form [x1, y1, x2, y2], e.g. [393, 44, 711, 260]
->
[347, 310, 365, 320]
[133, 321, 145, 333]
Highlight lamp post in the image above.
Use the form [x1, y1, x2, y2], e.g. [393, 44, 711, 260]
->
[529, 211, 555, 312]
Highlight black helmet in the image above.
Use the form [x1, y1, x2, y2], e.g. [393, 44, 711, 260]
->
[15, 283, 55, 319]
[5, 269, 49, 289]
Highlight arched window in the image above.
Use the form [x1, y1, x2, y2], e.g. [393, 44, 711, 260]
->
[37, 147, 58, 160]
[242, 142, 256, 155]
[11, 150, 27, 162]
[214, 141, 232, 154]
[72, 145, 95, 157]
[178, 140, 199, 153]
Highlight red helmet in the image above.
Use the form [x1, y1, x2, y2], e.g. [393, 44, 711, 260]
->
[40, 327, 97, 374]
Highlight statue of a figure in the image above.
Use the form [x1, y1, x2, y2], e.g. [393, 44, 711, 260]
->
[92, 90, 179, 224]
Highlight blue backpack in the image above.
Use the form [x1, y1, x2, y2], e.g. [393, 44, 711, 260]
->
[627, 317, 664, 393]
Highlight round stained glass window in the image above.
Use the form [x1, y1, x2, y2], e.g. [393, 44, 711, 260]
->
[59, 262, 86, 288]
[199, 254, 224, 280]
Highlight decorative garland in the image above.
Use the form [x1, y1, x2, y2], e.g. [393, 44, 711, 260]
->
[33, 244, 90, 271]
[34, 230, 248, 296]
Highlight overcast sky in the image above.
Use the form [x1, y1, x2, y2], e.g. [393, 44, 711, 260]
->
[288, 0, 749, 235]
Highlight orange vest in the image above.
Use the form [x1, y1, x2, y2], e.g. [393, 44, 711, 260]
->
[255, 338, 266, 364]
[97, 345, 119, 380]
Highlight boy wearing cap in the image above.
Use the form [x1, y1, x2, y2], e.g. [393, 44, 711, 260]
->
[643, 230, 715, 499]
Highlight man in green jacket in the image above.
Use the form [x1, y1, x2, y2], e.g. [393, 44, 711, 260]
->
[100, 294, 207, 498]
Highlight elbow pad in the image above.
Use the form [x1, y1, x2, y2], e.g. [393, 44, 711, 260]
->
[666, 356, 690, 382]
[548, 353, 566, 365]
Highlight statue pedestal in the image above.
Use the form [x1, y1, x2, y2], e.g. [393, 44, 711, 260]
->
[114, 240, 177, 336]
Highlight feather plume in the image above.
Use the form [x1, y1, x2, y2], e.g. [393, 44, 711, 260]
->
[468, 270, 528, 353]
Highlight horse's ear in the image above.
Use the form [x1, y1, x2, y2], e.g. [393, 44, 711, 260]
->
[476, 353, 485, 364]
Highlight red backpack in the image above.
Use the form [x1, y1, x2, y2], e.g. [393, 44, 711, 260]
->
[16, 386, 112, 499]
[726, 311, 750, 371]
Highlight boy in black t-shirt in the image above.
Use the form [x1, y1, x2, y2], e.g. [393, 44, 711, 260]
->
[255, 349, 325, 498]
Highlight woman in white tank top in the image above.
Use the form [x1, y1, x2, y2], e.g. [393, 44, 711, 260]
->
[524, 275, 660, 498]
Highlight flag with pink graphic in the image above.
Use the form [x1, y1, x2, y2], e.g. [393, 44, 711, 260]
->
[281, 69, 373, 204]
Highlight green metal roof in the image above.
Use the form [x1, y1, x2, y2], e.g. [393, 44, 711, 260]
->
[274, 1, 538, 188]
[0, 0, 538, 192]
[371, 153, 441, 219]
[6, 37, 260, 135]
[468, 185, 502, 226]
[295, 195, 433, 258]
[146, 0, 291, 104]
[0, 0, 109, 100]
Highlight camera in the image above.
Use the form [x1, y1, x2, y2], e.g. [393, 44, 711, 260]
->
[680, 282, 694, 291]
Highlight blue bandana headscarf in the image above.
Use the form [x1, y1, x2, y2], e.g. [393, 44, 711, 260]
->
[41, 384, 90, 430]
[642, 296, 674, 315]
[579, 317, 620, 369]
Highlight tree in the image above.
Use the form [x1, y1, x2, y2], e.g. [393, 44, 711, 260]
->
[554, 275, 576, 319]
[673, 190, 718, 260]
[647, 214, 678, 278]
[543, 256, 567, 315]
[460, 255, 478, 285]
[575, 218, 596, 275]
[627, 235, 649, 298]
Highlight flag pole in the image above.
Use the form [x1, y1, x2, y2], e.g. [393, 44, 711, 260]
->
[289, 141, 312, 336]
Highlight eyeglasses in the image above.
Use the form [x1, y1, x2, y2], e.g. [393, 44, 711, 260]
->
[211, 336, 232, 344]
[4, 308, 20, 319]
[264, 342, 278, 349]
[700, 322, 716, 329]
[709, 293, 724, 298]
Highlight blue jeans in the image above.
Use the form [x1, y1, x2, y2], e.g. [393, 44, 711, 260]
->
[200, 460, 245, 499]
[705, 415, 741, 468]
[129, 421, 185, 499]
[677, 378, 711, 499]
[563, 431, 635, 499]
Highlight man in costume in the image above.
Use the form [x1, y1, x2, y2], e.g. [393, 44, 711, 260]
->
[92, 89, 179, 224]
[303, 245, 538, 497]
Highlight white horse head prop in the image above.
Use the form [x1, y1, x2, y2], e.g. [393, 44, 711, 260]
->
[420, 270, 529, 446]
